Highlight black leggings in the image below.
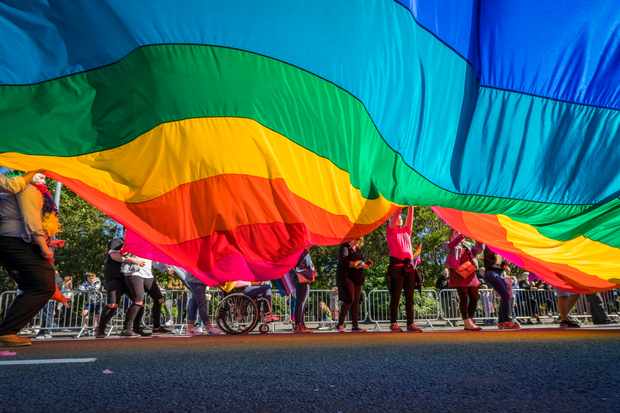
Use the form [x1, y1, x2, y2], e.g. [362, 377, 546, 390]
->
[457, 287, 479, 320]
[125, 276, 164, 329]
[338, 277, 363, 328]
[387, 264, 415, 325]
[0, 237, 55, 335]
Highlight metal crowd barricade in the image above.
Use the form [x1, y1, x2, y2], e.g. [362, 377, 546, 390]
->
[440, 288, 562, 324]
[0, 290, 105, 337]
[3, 286, 620, 337]
[158, 288, 190, 331]
[512, 288, 557, 321]
[601, 290, 620, 319]
[269, 290, 292, 331]
[438, 288, 500, 324]
[303, 289, 342, 325]
[367, 288, 439, 327]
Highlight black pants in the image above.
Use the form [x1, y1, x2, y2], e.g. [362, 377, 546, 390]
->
[294, 283, 310, 326]
[105, 277, 129, 306]
[387, 264, 415, 325]
[338, 277, 363, 328]
[125, 276, 164, 329]
[456, 287, 479, 320]
[0, 236, 55, 335]
[587, 293, 611, 324]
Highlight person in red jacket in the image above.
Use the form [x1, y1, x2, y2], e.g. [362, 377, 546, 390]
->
[446, 231, 483, 331]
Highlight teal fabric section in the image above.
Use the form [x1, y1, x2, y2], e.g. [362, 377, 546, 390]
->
[453, 87, 620, 205]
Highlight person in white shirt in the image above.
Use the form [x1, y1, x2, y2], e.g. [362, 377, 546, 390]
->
[120, 254, 173, 337]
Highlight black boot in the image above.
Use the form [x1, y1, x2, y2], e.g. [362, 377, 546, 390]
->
[96, 306, 117, 338]
[133, 306, 152, 336]
[121, 304, 142, 337]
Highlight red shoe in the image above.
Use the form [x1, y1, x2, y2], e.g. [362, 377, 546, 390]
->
[406, 324, 423, 333]
[390, 323, 403, 332]
[498, 321, 521, 330]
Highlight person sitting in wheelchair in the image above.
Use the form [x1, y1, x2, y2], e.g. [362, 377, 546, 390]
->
[220, 281, 280, 323]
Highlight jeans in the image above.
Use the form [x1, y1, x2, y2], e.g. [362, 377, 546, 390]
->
[0, 237, 55, 335]
[484, 269, 511, 323]
[188, 281, 210, 324]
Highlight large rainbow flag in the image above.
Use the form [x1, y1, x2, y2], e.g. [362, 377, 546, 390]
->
[0, 1, 618, 290]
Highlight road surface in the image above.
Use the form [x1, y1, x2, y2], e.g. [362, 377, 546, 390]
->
[1, 328, 619, 412]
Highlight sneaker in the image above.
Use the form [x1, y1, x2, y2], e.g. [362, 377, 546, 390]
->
[390, 323, 403, 333]
[0, 334, 32, 347]
[351, 326, 367, 333]
[498, 321, 521, 330]
[152, 326, 173, 335]
[35, 333, 52, 340]
[121, 329, 140, 337]
[406, 324, 423, 333]
[335, 325, 346, 333]
[164, 319, 174, 327]
[559, 319, 581, 328]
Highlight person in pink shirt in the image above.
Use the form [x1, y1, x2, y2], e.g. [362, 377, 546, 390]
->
[446, 230, 483, 331]
[386, 206, 423, 333]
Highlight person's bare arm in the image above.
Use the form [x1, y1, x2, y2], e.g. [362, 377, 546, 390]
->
[109, 251, 144, 266]
[448, 234, 465, 249]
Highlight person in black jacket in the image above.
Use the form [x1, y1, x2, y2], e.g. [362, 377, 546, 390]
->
[95, 238, 130, 338]
[336, 238, 372, 332]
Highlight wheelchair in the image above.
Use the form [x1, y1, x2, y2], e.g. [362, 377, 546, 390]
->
[215, 289, 274, 335]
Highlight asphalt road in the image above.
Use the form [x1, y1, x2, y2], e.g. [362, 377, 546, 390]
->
[1, 328, 619, 413]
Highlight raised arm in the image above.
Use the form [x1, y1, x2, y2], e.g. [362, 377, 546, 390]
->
[448, 234, 465, 249]
[471, 241, 484, 256]
[405, 206, 414, 234]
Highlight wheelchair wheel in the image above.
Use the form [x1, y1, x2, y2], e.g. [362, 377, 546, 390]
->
[216, 293, 258, 335]
[258, 323, 270, 334]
